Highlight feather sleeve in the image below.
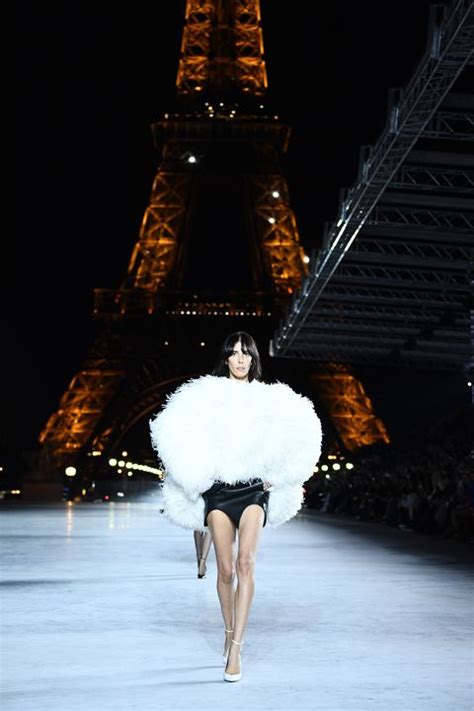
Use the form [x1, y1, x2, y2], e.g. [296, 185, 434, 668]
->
[149, 375, 217, 496]
[266, 483, 305, 527]
[259, 382, 322, 487]
[160, 478, 207, 531]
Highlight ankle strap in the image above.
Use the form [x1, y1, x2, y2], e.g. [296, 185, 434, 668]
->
[231, 639, 244, 646]
[224, 628, 233, 633]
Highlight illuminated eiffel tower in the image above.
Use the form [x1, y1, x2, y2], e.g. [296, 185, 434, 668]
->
[31, 0, 388, 500]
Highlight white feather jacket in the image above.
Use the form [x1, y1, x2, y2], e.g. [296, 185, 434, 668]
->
[149, 374, 322, 530]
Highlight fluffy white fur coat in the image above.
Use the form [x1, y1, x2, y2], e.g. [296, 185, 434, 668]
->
[149, 374, 322, 530]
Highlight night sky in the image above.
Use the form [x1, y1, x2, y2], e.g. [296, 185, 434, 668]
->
[11, 0, 440, 451]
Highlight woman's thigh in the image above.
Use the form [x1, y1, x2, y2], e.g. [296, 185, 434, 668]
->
[207, 510, 237, 573]
[237, 505, 265, 563]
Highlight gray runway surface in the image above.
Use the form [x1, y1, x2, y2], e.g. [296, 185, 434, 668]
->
[1, 500, 472, 711]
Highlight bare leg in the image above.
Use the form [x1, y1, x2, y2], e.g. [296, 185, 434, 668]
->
[206, 510, 237, 657]
[226, 504, 264, 675]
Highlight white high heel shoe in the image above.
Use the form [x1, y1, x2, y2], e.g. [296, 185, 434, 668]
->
[224, 639, 244, 682]
[223, 628, 233, 663]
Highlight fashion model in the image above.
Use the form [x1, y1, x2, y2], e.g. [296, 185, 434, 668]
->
[150, 331, 322, 682]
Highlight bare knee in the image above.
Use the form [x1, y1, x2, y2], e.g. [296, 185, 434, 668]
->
[217, 563, 234, 585]
[236, 553, 255, 580]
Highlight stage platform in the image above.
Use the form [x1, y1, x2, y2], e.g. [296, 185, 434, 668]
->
[1, 500, 472, 711]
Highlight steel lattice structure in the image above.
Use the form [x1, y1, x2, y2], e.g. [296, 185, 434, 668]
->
[270, 0, 474, 373]
[176, 0, 267, 96]
[42, 0, 386, 480]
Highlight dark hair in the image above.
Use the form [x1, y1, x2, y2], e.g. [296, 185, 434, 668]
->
[212, 331, 263, 382]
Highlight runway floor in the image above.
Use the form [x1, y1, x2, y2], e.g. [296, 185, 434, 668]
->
[1, 500, 473, 711]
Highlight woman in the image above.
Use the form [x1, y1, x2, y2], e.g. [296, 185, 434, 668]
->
[150, 331, 322, 682]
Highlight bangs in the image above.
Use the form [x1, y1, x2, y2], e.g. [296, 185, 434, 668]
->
[213, 331, 263, 381]
[224, 332, 254, 357]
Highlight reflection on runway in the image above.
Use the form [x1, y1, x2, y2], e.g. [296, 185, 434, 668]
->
[1, 500, 472, 711]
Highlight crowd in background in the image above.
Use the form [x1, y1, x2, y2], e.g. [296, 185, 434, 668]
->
[304, 406, 474, 542]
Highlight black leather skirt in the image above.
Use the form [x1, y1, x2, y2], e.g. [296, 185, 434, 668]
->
[202, 478, 269, 529]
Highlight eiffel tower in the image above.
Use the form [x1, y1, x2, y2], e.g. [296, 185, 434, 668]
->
[31, 0, 389, 500]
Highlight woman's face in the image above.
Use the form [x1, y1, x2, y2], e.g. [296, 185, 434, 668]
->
[226, 339, 252, 381]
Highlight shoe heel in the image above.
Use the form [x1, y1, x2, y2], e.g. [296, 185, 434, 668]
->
[224, 655, 242, 682]
[223, 639, 243, 682]
[223, 628, 233, 664]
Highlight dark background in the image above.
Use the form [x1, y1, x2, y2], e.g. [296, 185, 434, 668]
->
[12, 0, 463, 453]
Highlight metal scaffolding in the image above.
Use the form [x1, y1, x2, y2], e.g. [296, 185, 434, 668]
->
[270, 0, 474, 373]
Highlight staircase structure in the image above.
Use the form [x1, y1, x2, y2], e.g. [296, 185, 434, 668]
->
[271, 1, 473, 376]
